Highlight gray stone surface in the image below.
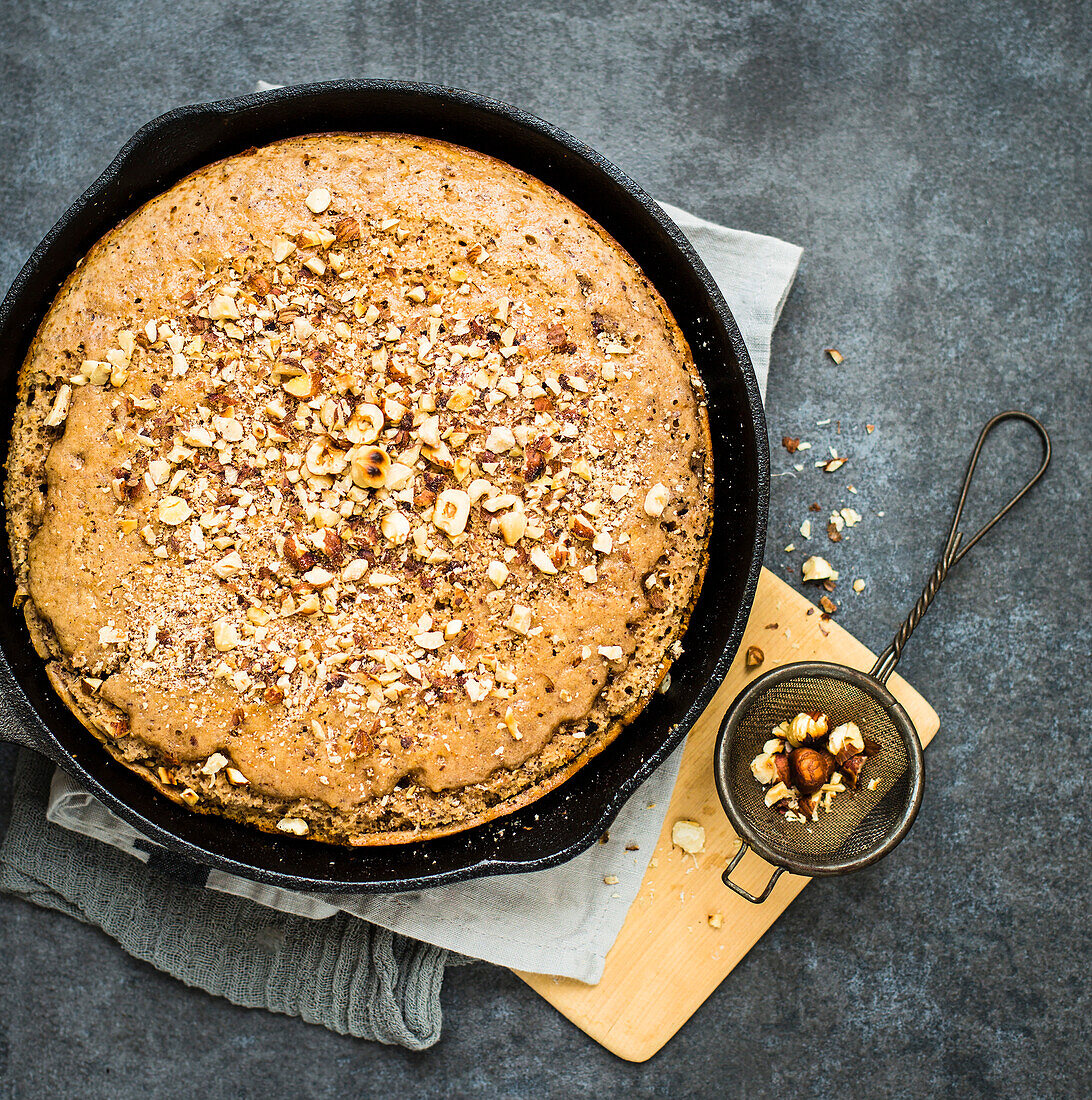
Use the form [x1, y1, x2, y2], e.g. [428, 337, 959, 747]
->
[1, 0, 1088, 1096]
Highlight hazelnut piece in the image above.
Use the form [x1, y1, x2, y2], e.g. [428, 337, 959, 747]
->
[497, 510, 526, 546]
[157, 496, 192, 526]
[828, 721, 865, 763]
[772, 752, 791, 786]
[785, 711, 828, 747]
[334, 217, 360, 243]
[571, 515, 596, 541]
[745, 645, 764, 669]
[434, 489, 471, 537]
[346, 403, 384, 444]
[643, 482, 671, 518]
[283, 373, 317, 400]
[305, 187, 331, 214]
[506, 603, 532, 635]
[44, 385, 73, 428]
[842, 753, 868, 788]
[750, 752, 781, 786]
[671, 819, 706, 854]
[350, 445, 391, 489]
[798, 792, 821, 821]
[208, 293, 240, 321]
[763, 781, 795, 809]
[211, 619, 240, 652]
[802, 555, 839, 583]
[530, 547, 558, 575]
[380, 510, 411, 545]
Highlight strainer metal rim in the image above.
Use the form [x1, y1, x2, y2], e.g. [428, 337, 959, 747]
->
[713, 661, 925, 877]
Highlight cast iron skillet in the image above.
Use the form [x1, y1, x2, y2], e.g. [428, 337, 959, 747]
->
[0, 81, 769, 891]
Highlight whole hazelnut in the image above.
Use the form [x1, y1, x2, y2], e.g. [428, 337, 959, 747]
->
[789, 747, 836, 794]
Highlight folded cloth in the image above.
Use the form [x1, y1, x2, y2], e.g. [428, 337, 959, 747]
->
[1, 190, 801, 1046]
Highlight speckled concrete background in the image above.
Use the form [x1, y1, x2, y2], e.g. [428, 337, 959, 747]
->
[1, 1, 1088, 1096]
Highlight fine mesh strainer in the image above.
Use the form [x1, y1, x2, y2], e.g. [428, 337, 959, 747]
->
[713, 411, 1051, 902]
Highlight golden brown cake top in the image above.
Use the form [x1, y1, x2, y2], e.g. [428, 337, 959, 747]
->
[18, 134, 710, 824]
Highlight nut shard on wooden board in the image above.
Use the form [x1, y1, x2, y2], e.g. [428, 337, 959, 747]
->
[5, 133, 713, 845]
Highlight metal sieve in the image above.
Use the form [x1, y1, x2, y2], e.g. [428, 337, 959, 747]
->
[713, 411, 1051, 902]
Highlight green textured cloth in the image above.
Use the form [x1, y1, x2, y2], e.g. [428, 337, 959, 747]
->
[0, 751, 449, 1047]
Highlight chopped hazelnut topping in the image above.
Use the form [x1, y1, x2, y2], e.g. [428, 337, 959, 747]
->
[212, 619, 240, 651]
[643, 483, 670, 518]
[211, 551, 243, 579]
[157, 496, 192, 526]
[305, 187, 331, 214]
[506, 603, 532, 635]
[200, 752, 229, 776]
[433, 489, 471, 537]
[44, 385, 73, 428]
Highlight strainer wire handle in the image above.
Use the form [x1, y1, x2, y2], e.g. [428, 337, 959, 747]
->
[722, 840, 787, 903]
[870, 411, 1051, 684]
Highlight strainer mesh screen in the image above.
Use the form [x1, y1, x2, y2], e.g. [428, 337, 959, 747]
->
[725, 674, 913, 868]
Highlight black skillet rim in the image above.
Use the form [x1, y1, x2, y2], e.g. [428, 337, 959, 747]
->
[713, 661, 925, 876]
[0, 80, 769, 891]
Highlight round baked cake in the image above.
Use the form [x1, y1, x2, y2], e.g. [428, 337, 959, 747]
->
[5, 134, 713, 844]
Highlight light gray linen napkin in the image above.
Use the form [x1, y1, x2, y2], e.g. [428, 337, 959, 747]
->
[2, 200, 800, 1043]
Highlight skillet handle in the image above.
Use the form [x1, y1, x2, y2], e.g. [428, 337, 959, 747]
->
[0, 644, 71, 769]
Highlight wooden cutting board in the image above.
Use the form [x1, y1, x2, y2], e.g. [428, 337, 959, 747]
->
[514, 567, 939, 1061]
